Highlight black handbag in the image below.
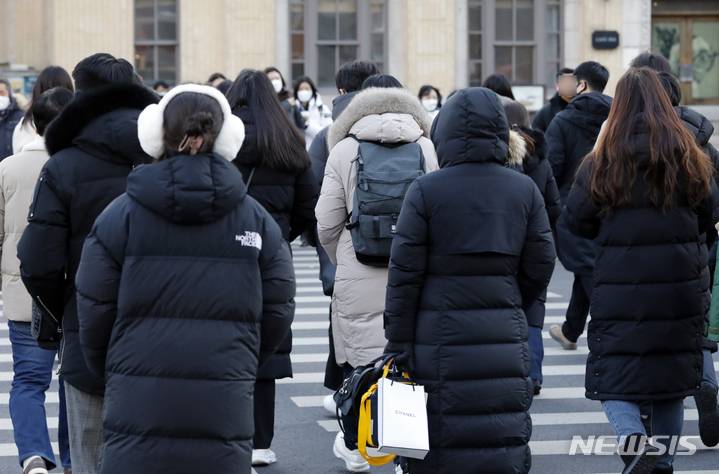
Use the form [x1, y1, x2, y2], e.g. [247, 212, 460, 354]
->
[333, 353, 396, 433]
[30, 298, 62, 350]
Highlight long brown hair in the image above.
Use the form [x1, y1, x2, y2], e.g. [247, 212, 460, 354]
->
[587, 67, 712, 212]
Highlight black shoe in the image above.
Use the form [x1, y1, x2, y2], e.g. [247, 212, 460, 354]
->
[650, 467, 673, 474]
[696, 381, 719, 447]
[620, 434, 660, 474]
[533, 379, 542, 396]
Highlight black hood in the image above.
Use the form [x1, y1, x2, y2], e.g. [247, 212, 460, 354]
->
[431, 87, 509, 168]
[556, 91, 612, 135]
[331, 91, 357, 120]
[676, 106, 715, 147]
[522, 127, 548, 173]
[233, 106, 310, 173]
[45, 83, 159, 164]
[127, 153, 247, 224]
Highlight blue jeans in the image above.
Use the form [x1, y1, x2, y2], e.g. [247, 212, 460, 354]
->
[703, 349, 718, 389]
[528, 326, 544, 384]
[602, 398, 684, 470]
[8, 321, 70, 469]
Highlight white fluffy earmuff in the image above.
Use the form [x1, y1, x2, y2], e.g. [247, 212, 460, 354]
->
[137, 83, 245, 161]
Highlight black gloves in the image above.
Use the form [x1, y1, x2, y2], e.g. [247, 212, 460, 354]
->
[384, 341, 414, 374]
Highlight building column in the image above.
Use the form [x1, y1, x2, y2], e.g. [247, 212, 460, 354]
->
[386, 0, 407, 84]
[275, 0, 290, 77]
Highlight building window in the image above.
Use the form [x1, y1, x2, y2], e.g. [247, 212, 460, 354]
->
[289, 0, 387, 89]
[468, 0, 483, 86]
[545, 0, 561, 87]
[466, 0, 562, 92]
[134, 0, 178, 84]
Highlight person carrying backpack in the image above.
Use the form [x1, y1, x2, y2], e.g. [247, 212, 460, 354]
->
[315, 75, 439, 472]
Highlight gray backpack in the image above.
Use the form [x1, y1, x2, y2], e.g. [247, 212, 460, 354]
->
[345, 139, 425, 267]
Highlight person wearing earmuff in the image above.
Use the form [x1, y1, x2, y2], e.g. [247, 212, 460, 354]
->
[74, 84, 296, 474]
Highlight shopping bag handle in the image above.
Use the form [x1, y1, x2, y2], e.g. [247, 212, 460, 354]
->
[357, 380, 396, 466]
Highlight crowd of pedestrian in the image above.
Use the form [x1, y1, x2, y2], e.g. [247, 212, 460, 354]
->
[1, 50, 718, 474]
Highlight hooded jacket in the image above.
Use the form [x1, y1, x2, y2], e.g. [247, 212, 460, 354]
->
[17, 83, 158, 394]
[546, 91, 612, 202]
[232, 105, 318, 379]
[546, 91, 611, 275]
[507, 128, 562, 226]
[564, 125, 719, 401]
[76, 152, 294, 474]
[384, 88, 556, 473]
[531, 93, 569, 133]
[315, 87, 439, 368]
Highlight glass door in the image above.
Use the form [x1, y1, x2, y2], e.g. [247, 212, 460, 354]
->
[652, 16, 719, 104]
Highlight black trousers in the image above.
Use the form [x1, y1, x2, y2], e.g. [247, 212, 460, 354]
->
[562, 273, 593, 342]
[340, 364, 359, 450]
[324, 305, 345, 391]
[253, 379, 276, 449]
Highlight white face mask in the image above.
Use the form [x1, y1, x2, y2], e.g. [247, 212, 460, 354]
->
[422, 98, 438, 112]
[0, 96, 10, 111]
[297, 90, 313, 103]
[271, 79, 283, 94]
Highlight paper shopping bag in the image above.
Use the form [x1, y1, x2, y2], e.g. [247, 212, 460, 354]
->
[377, 377, 429, 459]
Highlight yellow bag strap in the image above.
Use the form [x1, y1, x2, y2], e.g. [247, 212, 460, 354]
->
[357, 363, 396, 466]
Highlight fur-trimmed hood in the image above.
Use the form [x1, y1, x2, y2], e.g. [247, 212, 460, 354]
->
[45, 83, 159, 157]
[328, 87, 432, 149]
[507, 130, 527, 167]
[506, 127, 548, 171]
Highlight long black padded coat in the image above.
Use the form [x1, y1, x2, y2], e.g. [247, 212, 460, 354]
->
[384, 88, 556, 474]
[232, 106, 317, 379]
[17, 83, 158, 395]
[564, 125, 719, 401]
[75, 152, 295, 474]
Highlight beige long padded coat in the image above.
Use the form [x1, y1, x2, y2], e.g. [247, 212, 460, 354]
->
[0, 136, 50, 322]
[315, 87, 439, 368]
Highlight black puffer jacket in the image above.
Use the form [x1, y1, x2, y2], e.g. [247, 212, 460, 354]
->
[507, 128, 561, 226]
[546, 91, 611, 275]
[75, 152, 294, 474]
[564, 127, 719, 401]
[17, 83, 158, 395]
[0, 100, 23, 160]
[531, 93, 569, 133]
[546, 91, 612, 202]
[233, 106, 317, 379]
[385, 88, 556, 474]
[678, 105, 719, 183]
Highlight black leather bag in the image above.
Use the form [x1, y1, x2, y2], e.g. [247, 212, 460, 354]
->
[30, 298, 62, 350]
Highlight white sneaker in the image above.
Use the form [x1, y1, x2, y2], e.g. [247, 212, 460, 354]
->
[22, 456, 48, 474]
[395, 463, 405, 474]
[251, 448, 277, 467]
[324, 393, 337, 416]
[333, 432, 370, 472]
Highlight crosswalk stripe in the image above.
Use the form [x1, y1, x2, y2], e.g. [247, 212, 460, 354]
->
[295, 296, 331, 304]
[291, 395, 327, 407]
[293, 336, 329, 346]
[312, 409, 700, 429]
[296, 307, 332, 315]
[277, 372, 324, 384]
[0, 392, 59, 405]
[287, 349, 589, 364]
[291, 353, 328, 363]
[0, 417, 58, 430]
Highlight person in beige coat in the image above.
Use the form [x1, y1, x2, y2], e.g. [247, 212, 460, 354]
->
[315, 78, 439, 471]
[4, 87, 73, 474]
